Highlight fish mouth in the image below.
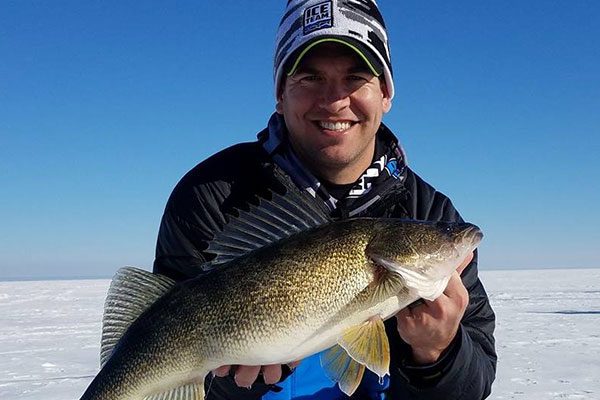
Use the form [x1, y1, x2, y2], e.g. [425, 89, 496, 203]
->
[460, 223, 483, 248]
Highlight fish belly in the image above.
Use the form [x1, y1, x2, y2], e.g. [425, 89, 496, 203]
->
[223, 295, 406, 367]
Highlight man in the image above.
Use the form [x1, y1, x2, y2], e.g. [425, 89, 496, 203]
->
[153, 1, 496, 399]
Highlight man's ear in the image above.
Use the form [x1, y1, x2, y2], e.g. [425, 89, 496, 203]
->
[381, 82, 392, 113]
[382, 97, 392, 113]
[275, 77, 287, 114]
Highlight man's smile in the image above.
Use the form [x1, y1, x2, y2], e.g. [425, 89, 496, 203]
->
[315, 120, 358, 132]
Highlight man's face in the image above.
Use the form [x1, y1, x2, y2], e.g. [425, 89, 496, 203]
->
[276, 43, 392, 184]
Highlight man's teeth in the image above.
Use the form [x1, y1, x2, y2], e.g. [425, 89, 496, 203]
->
[319, 121, 353, 131]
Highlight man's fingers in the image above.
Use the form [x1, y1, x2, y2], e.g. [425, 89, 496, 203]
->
[443, 271, 469, 309]
[212, 365, 231, 377]
[397, 303, 422, 326]
[457, 251, 474, 275]
[261, 364, 282, 385]
[213, 362, 301, 387]
[444, 271, 465, 294]
[397, 304, 413, 318]
[234, 365, 261, 388]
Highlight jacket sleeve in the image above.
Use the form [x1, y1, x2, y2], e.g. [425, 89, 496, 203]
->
[152, 144, 292, 399]
[153, 178, 229, 281]
[388, 169, 497, 399]
[153, 142, 278, 281]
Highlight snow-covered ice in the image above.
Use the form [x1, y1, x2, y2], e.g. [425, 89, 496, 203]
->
[484, 269, 600, 399]
[1, 268, 599, 399]
[0, 280, 106, 399]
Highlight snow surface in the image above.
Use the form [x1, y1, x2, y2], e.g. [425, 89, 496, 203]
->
[1, 268, 599, 399]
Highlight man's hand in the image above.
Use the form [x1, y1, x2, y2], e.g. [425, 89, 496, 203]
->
[395, 252, 473, 364]
[212, 361, 301, 388]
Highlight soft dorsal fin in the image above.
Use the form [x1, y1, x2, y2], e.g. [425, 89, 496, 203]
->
[100, 267, 175, 367]
[204, 186, 330, 268]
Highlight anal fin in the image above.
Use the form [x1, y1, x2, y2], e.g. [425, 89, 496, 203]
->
[144, 381, 204, 400]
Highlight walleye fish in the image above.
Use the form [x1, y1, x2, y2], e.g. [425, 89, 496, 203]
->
[80, 188, 482, 400]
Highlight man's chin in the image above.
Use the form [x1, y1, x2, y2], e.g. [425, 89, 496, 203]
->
[309, 151, 357, 171]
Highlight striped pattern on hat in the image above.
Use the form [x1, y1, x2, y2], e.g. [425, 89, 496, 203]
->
[274, 0, 394, 99]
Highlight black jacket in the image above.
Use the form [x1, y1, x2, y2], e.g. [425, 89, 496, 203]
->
[153, 129, 497, 399]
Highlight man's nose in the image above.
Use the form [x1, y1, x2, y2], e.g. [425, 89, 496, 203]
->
[317, 82, 351, 112]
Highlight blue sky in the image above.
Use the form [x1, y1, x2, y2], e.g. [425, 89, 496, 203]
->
[1, 1, 599, 280]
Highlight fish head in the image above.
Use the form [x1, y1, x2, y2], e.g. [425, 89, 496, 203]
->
[366, 220, 483, 282]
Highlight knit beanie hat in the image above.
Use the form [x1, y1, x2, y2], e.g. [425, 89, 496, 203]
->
[274, 0, 394, 99]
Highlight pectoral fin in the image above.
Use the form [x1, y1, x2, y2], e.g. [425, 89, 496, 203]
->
[338, 317, 390, 379]
[321, 344, 366, 396]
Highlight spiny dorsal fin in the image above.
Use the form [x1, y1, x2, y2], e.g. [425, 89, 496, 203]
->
[204, 186, 330, 268]
[100, 267, 175, 367]
[144, 381, 204, 400]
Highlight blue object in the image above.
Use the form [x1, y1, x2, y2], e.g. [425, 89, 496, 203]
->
[263, 352, 390, 400]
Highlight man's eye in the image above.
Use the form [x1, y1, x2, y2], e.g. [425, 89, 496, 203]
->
[301, 75, 322, 82]
[348, 75, 369, 81]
